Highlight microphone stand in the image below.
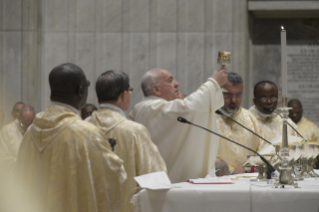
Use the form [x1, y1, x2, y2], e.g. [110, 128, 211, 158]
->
[177, 117, 277, 179]
[264, 107, 306, 141]
[215, 110, 273, 146]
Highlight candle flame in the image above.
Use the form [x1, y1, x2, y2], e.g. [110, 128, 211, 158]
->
[281, 26, 284, 30]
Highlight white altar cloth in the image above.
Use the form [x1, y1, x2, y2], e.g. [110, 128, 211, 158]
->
[132, 172, 319, 212]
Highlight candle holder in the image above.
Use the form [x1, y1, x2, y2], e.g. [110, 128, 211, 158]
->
[217, 51, 231, 69]
[274, 97, 300, 188]
[293, 145, 304, 181]
[295, 143, 312, 178]
[309, 144, 319, 177]
[246, 155, 275, 181]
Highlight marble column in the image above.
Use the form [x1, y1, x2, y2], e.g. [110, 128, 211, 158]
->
[0, 0, 251, 124]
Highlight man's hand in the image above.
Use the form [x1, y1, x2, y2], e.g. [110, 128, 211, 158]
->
[231, 167, 246, 175]
[211, 69, 228, 86]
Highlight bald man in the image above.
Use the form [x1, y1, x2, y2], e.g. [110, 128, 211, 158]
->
[14, 63, 126, 212]
[0, 101, 25, 141]
[288, 99, 319, 142]
[0, 105, 35, 175]
[81, 103, 97, 120]
[0, 102, 25, 140]
[130, 68, 227, 183]
[11, 102, 25, 120]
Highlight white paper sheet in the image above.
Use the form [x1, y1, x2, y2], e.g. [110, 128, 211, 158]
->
[134, 171, 174, 190]
[187, 178, 233, 184]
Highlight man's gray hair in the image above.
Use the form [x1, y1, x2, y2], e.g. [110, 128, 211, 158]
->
[227, 72, 243, 85]
[19, 105, 35, 117]
[141, 69, 161, 97]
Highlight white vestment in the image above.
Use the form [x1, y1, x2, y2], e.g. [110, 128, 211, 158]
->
[129, 78, 223, 183]
[249, 105, 298, 148]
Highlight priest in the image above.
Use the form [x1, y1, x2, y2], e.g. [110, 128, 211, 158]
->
[0, 105, 35, 176]
[1, 102, 25, 135]
[288, 99, 319, 142]
[216, 72, 263, 174]
[14, 63, 126, 212]
[249, 80, 298, 147]
[11, 102, 25, 120]
[129, 68, 227, 183]
[88, 70, 166, 211]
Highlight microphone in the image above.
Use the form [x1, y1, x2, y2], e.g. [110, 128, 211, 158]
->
[177, 116, 189, 124]
[177, 116, 277, 179]
[263, 107, 306, 141]
[215, 110, 273, 146]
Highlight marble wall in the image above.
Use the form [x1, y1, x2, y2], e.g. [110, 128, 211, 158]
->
[251, 18, 319, 124]
[0, 0, 250, 124]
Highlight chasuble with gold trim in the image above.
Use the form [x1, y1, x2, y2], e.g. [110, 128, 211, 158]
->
[296, 117, 319, 142]
[14, 104, 126, 212]
[217, 107, 263, 171]
[88, 104, 167, 212]
[0, 119, 24, 175]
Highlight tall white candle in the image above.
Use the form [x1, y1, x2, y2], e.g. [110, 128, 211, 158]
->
[281, 26, 287, 97]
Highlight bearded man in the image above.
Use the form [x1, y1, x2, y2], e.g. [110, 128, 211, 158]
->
[216, 72, 262, 174]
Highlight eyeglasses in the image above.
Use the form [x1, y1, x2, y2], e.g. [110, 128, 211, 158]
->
[223, 93, 242, 100]
[259, 96, 278, 102]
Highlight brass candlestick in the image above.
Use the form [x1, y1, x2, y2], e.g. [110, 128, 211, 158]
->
[217, 51, 231, 69]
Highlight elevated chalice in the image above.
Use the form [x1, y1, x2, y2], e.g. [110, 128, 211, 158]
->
[217, 51, 231, 70]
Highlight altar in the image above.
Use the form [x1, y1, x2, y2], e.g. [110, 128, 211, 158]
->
[132, 172, 319, 212]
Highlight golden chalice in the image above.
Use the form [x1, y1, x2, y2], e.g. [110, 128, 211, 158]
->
[217, 51, 231, 69]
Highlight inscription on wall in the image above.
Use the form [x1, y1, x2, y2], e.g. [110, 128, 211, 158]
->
[287, 44, 319, 125]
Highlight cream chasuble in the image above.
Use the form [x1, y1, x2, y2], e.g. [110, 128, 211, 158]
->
[217, 107, 263, 171]
[13, 104, 126, 212]
[249, 105, 299, 148]
[87, 104, 167, 212]
[0, 119, 24, 175]
[129, 78, 224, 183]
[296, 117, 319, 142]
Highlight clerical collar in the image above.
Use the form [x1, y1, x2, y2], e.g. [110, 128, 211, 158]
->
[16, 119, 26, 134]
[219, 108, 234, 117]
[143, 95, 164, 101]
[296, 116, 304, 124]
[51, 101, 79, 115]
[250, 105, 273, 118]
[99, 103, 126, 118]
